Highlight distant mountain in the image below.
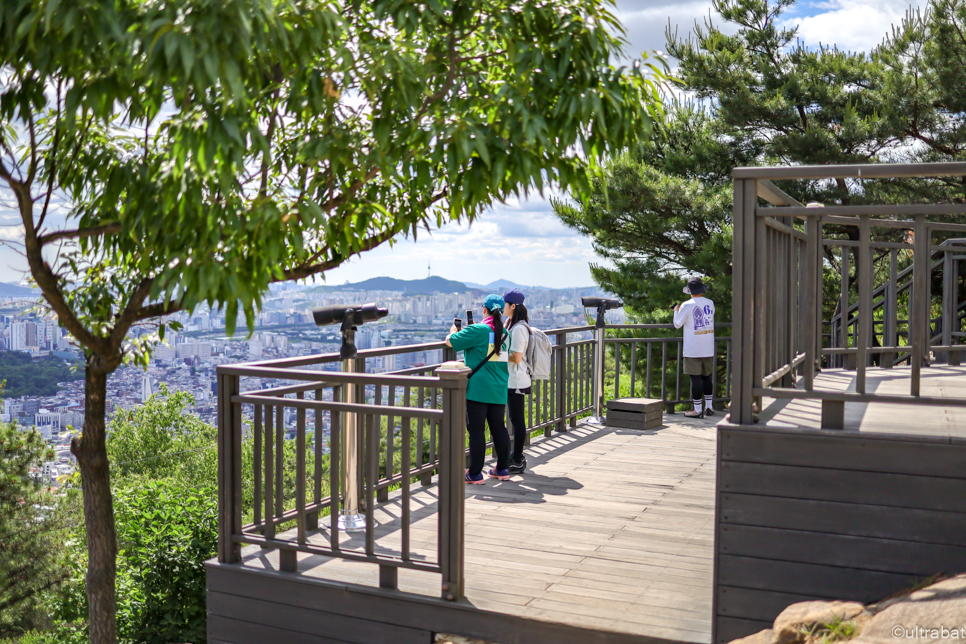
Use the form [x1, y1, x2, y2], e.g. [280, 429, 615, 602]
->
[485, 279, 524, 290]
[0, 282, 35, 297]
[473, 279, 563, 291]
[310, 276, 469, 294]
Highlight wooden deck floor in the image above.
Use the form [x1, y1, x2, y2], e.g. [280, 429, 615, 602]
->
[761, 365, 966, 437]
[232, 417, 718, 644]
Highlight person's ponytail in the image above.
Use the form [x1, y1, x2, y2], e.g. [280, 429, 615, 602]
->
[488, 306, 505, 355]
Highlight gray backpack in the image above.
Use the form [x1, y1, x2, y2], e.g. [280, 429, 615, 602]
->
[516, 321, 552, 380]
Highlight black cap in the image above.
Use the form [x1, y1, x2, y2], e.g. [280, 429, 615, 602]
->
[683, 277, 707, 295]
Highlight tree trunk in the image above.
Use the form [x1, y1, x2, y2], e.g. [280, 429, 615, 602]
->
[70, 358, 117, 644]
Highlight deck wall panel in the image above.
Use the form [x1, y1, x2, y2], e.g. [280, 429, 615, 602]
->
[715, 426, 966, 643]
[207, 562, 683, 644]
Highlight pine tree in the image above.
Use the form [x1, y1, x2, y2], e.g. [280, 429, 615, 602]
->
[0, 415, 73, 637]
[556, 0, 966, 319]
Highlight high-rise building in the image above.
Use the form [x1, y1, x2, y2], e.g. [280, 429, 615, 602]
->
[9, 322, 27, 351]
[142, 375, 154, 403]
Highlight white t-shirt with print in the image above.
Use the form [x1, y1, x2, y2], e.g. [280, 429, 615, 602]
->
[506, 323, 531, 390]
[673, 297, 715, 358]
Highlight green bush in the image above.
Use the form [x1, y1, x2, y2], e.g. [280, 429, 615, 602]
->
[115, 479, 217, 644]
[52, 478, 217, 644]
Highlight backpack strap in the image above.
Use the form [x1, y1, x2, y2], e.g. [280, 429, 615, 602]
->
[512, 321, 533, 376]
[467, 330, 505, 379]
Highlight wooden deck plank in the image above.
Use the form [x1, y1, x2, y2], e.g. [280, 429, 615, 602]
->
[760, 365, 966, 437]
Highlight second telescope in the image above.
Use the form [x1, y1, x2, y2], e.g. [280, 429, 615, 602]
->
[312, 303, 388, 327]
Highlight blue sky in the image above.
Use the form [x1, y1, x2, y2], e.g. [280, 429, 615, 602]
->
[0, 0, 925, 289]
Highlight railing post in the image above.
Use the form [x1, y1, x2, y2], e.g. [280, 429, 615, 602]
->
[911, 217, 928, 396]
[555, 331, 568, 432]
[856, 216, 872, 394]
[883, 249, 898, 369]
[731, 178, 758, 424]
[338, 357, 366, 532]
[942, 242, 959, 364]
[217, 371, 242, 563]
[435, 361, 469, 602]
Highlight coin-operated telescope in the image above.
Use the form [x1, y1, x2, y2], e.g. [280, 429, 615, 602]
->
[312, 303, 388, 359]
[580, 296, 623, 329]
[581, 296, 623, 422]
[311, 303, 388, 534]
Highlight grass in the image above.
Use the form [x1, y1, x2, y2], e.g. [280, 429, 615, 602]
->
[799, 616, 861, 643]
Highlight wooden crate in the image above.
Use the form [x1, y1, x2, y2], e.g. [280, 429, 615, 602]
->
[605, 398, 663, 430]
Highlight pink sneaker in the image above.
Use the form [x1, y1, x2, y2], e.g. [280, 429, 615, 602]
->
[465, 470, 485, 485]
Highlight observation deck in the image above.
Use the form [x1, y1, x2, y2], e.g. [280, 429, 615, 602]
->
[209, 162, 966, 644]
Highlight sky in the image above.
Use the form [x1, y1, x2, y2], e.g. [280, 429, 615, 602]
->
[0, 0, 926, 289]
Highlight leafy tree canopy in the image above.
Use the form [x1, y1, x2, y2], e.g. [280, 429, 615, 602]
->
[105, 384, 216, 488]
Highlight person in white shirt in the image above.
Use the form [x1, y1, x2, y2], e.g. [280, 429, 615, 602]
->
[503, 289, 531, 473]
[673, 277, 716, 418]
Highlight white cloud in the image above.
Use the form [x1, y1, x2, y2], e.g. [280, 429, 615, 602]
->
[614, 0, 718, 62]
[786, 0, 921, 52]
[0, 224, 25, 239]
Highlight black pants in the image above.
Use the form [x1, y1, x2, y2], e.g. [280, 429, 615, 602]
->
[508, 389, 528, 462]
[466, 399, 510, 476]
[690, 374, 714, 400]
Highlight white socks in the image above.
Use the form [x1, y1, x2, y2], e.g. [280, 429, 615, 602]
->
[705, 394, 713, 412]
[692, 398, 703, 414]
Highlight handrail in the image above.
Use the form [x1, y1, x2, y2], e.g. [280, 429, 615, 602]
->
[216, 359, 470, 600]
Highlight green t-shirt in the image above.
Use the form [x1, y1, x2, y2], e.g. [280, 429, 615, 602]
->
[449, 322, 509, 404]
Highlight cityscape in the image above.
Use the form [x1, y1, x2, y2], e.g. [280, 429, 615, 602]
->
[0, 277, 616, 488]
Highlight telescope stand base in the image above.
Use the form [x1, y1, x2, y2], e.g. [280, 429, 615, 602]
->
[320, 511, 372, 533]
[338, 511, 369, 533]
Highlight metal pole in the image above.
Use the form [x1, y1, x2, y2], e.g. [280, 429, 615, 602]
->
[593, 324, 606, 421]
[338, 357, 367, 532]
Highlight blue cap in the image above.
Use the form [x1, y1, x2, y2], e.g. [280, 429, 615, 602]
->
[483, 294, 505, 312]
[503, 288, 525, 305]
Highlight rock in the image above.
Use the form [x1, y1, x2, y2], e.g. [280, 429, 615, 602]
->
[730, 628, 775, 644]
[852, 575, 966, 644]
[772, 600, 868, 644]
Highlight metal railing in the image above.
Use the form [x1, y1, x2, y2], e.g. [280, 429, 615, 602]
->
[731, 162, 966, 427]
[603, 324, 733, 413]
[216, 361, 469, 599]
[824, 239, 966, 368]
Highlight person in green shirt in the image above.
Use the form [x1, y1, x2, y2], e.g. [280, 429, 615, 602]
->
[445, 294, 511, 484]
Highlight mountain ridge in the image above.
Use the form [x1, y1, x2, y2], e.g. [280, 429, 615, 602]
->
[0, 282, 36, 298]
[309, 276, 470, 294]
[307, 276, 596, 294]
